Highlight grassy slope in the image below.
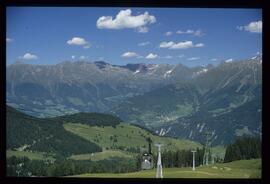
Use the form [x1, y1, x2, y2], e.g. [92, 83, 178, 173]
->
[6, 150, 55, 161]
[69, 150, 133, 161]
[64, 122, 202, 155]
[71, 159, 261, 178]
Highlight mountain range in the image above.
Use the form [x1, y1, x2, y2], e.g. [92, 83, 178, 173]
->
[6, 55, 262, 144]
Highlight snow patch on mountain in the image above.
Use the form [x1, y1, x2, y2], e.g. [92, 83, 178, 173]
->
[189, 130, 193, 138]
[133, 70, 140, 74]
[163, 69, 173, 78]
[199, 123, 206, 133]
[159, 128, 166, 136]
[148, 64, 159, 70]
[166, 127, 171, 134]
[196, 68, 208, 75]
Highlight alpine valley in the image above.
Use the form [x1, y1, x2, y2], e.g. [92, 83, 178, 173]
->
[6, 55, 262, 145]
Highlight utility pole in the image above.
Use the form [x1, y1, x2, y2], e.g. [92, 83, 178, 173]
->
[212, 154, 215, 165]
[146, 137, 152, 154]
[155, 144, 163, 178]
[191, 150, 196, 171]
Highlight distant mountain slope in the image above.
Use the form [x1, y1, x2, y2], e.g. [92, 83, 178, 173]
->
[6, 106, 102, 156]
[110, 58, 262, 145]
[110, 82, 200, 127]
[6, 56, 262, 145]
[7, 61, 197, 117]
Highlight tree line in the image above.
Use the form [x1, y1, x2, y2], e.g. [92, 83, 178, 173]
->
[136, 147, 223, 170]
[224, 136, 261, 163]
[51, 111, 122, 127]
[7, 156, 138, 177]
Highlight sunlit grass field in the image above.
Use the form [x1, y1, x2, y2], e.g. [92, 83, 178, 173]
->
[7, 150, 55, 161]
[70, 159, 261, 178]
[69, 150, 133, 161]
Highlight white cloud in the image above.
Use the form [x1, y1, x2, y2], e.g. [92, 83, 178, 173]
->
[187, 57, 200, 61]
[186, 30, 194, 34]
[96, 9, 156, 32]
[67, 37, 89, 46]
[6, 38, 14, 42]
[19, 53, 38, 60]
[159, 41, 204, 49]
[159, 41, 175, 48]
[211, 58, 218, 61]
[146, 53, 158, 59]
[121, 52, 139, 58]
[194, 30, 203, 36]
[195, 43, 204, 47]
[137, 26, 149, 33]
[237, 20, 262, 33]
[71, 55, 76, 59]
[225, 58, 233, 63]
[138, 41, 150, 46]
[165, 31, 173, 36]
[176, 29, 204, 36]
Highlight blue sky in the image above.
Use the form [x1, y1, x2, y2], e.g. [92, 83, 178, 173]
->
[6, 7, 262, 67]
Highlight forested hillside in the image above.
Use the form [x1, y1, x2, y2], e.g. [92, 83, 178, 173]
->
[7, 106, 102, 156]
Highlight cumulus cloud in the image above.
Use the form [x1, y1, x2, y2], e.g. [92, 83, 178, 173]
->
[121, 52, 139, 58]
[67, 37, 88, 45]
[237, 20, 262, 33]
[96, 9, 156, 33]
[146, 53, 158, 59]
[176, 29, 204, 36]
[71, 55, 76, 59]
[6, 38, 14, 42]
[138, 41, 150, 46]
[159, 41, 204, 49]
[19, 53, 38, 60]
[165, 31, 173, 36]
[225, 58, 233, 63]
[187, 57, 200, 61]
[159, 41, 175, 48]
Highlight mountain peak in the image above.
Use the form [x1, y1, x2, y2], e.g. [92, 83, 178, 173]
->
[94, 61, 110, 69]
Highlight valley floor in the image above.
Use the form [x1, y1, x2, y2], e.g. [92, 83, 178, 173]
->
[69, 159, 261, 178]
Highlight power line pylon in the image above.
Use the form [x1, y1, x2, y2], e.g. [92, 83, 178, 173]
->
[203, 130, 212, 166]
[155, 143, 163, 178]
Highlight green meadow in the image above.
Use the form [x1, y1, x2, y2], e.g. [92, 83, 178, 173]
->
[70, 159, 261, 178]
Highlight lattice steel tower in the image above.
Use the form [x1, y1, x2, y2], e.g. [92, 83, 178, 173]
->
[155, 144, 163, 178]
[203, 130, 212, 166]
